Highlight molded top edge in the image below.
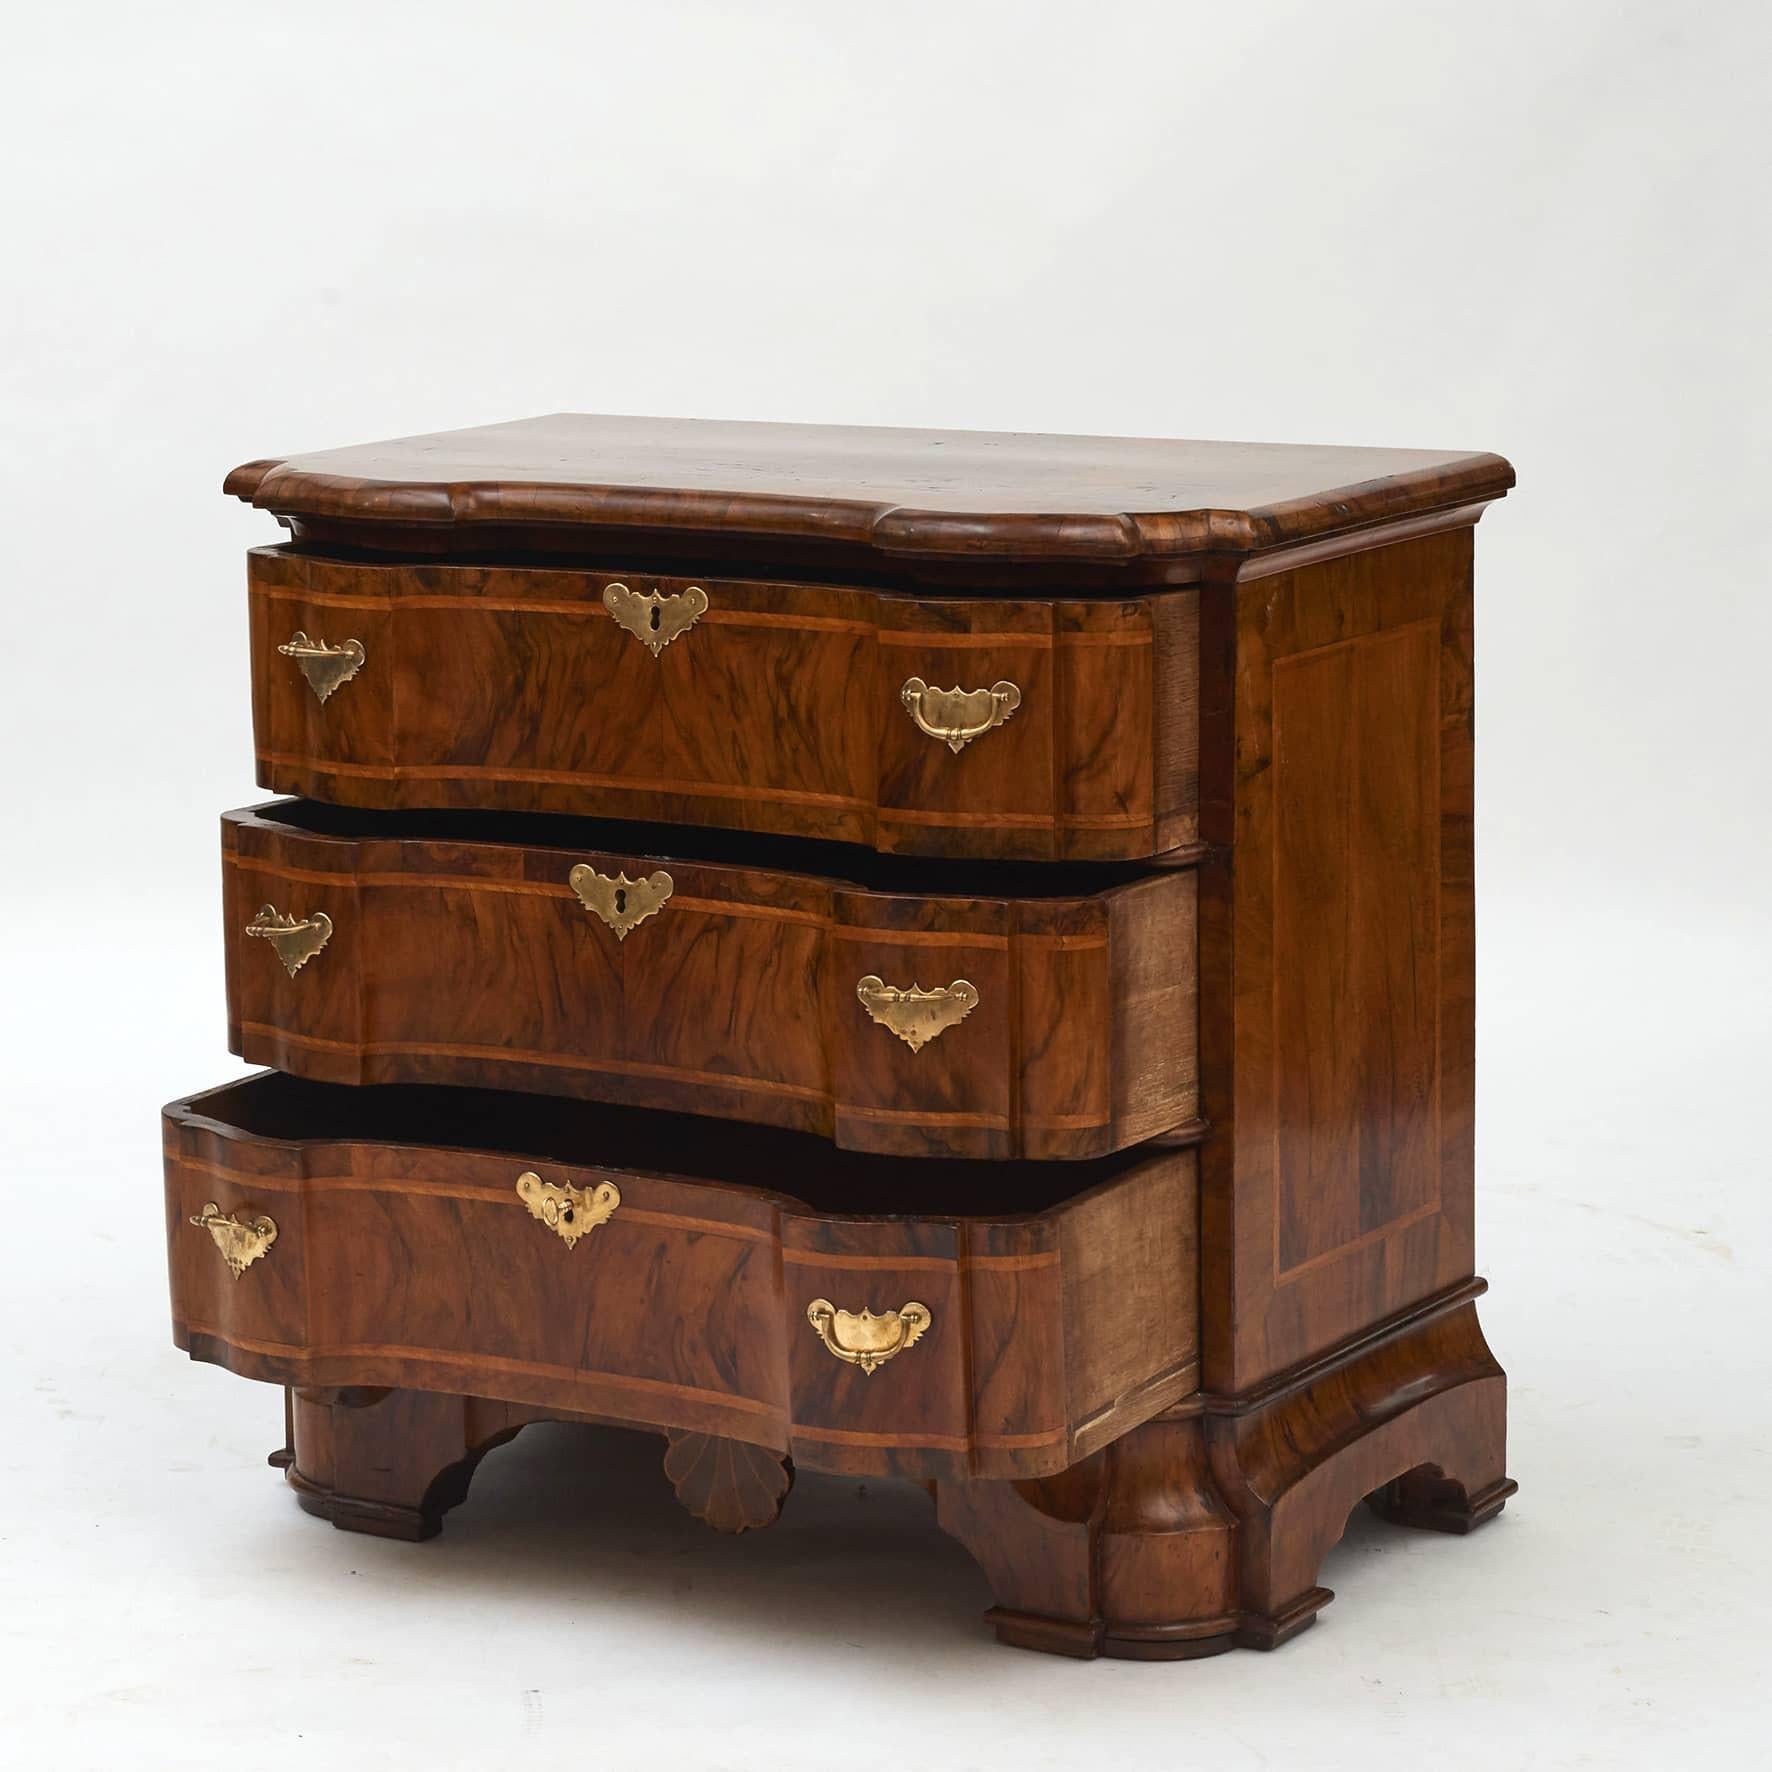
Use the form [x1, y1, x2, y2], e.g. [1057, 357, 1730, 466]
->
[226, 413, 1513, 563]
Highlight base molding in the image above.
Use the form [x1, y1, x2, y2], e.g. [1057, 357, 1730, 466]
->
[276, 1389, 799, 1542]
[271, 1291, 1514, 1660]
[934, 1295, 1513, 1659]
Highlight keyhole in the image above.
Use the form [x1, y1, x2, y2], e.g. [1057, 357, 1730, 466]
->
[614, 888, 627, 913]
[649, 606, 661, 632]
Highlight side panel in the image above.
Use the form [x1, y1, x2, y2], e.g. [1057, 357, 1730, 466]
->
[1198, 525, 1478, 1392]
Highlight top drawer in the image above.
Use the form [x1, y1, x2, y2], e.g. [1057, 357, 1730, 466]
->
[248, 550, 1199, 862]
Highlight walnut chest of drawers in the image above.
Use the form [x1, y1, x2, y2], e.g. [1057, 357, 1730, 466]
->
[166, 414, 1517, 1659]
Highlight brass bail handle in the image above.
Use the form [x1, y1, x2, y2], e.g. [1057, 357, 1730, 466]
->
[856, 976, 979, 1052]
[278, 631, 365, 703]
[899, 678, 1021, 753]
[190, 1202, 278, 1279]
[245, 904, 332, 977]
[805, 1299, 932, 1374]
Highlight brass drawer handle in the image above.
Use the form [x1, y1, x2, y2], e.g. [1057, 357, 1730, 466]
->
[516, 1170, 620, 1249]
[805, 1299, 931, 1374]
[569, 865, 673, 939]
[604, 582, 708, 656]
[856, 975, 979, 1052]
[278, 631, 365, 703]
[245, 904, 332, 977]
[190, 1202, 278, 1279]
[900, 677, 1021, 753]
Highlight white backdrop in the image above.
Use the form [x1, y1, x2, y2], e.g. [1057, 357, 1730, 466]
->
[2, 3, 1767, 1766]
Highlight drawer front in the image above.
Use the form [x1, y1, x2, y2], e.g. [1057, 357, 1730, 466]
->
[164, 1076, 1200, 1480]
[223, 803, 1199, 1161]
[247, 549, 1198, 862]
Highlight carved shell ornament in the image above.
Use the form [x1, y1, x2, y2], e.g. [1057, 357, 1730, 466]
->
[663, 1432, 793, 1533]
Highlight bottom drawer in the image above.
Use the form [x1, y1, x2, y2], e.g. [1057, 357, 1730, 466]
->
[165, 1074, 1200, 1480]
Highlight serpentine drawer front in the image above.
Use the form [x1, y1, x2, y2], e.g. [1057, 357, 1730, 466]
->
[246, 548, 1199, 863]
[178, 414, 1518, 1658]
[163, 1074, 1201, 1482]
[222, 799, 1199, 1160]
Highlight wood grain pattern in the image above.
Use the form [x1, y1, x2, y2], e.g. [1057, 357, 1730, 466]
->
[178, 420, 1519, 1658]
[1196, 522, 1481, 1393]
[164, 1073, 1201, 1481]
[247, 549, 1198, 861]
[935, 1290, 1512, 1658]
[226, 414, 1513, 586]
[221, 799, 1199, 1160]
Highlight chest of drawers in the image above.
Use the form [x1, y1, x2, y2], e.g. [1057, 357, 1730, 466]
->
[165, 415, 1517, 1658]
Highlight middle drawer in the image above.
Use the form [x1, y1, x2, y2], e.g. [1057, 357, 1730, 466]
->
[223, 801, 1198, 1161]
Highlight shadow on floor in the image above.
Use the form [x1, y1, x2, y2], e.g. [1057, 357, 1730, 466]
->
[292, 1419, 1003, 1662]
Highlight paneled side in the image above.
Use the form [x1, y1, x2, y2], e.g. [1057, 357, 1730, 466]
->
[1271, 621, 1439, 1271]
[1198, 524, 1478, 1392]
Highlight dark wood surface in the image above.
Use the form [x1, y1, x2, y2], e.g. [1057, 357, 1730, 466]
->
[221, 799, 1199, 1159]
[165, 1073, 1201, 1482]
[935, 1288, 1513, 1658]
[1197, 520, 1481, 1392]
[247, 548, 1198, 861]
[266, 1283, 1511, 1655]
[226, 415, 1512, 581]
[170, 422, 1518, 1658]
[275, 1388, 537, 1541]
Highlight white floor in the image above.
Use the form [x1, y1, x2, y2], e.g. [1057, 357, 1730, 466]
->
[2, 890, 1767, 1769]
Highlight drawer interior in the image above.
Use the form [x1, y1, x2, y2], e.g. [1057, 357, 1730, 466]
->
[186, 1072, 1184, 1219]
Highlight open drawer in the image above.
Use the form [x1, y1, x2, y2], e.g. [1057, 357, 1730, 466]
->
[223, 799, 1199, 1161]
[164, 1074, 1201, 1481]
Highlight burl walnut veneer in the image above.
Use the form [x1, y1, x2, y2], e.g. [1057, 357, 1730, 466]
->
[167, 414, 1517, 1659]
[220, 800, 1198, 1160]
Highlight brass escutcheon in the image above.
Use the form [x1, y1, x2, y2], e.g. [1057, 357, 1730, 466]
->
[278, 631, 365, 703]
[604, 582, 709, 656]
[900, 677, 1022, 753]
[805, 1299, 932, 1374]
[190, 1202, 278, 1279]
[856, 976, 979, 1052]
[245, 904, 332, 977]
[516, 1170, 621, 1249]
[569, 865, 673, 939]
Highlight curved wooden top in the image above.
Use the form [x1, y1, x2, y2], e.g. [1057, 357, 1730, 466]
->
[227, 414, 1512, 567]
